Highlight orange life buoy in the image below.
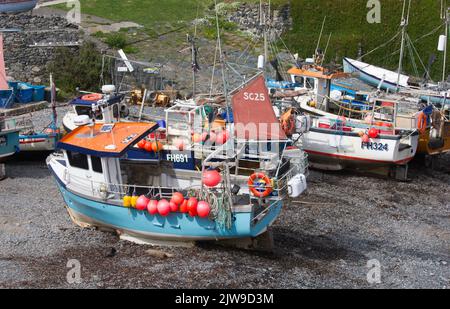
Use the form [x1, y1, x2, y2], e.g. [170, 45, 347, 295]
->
[248, 173, 273, 198]
[81, 93, 103, 101]
[417, 112, 427, 134]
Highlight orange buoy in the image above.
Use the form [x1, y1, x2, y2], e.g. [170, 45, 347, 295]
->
[81, 93, 103, 101]
[152, 141, 164, 152]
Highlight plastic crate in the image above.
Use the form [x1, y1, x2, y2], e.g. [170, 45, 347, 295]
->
[16, 83, 33, 104]
[32, 85, 46, 102]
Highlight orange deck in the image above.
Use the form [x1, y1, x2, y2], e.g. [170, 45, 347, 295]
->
[58, 122, 157, 157]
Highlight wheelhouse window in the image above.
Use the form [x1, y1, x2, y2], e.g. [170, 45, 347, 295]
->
[305, 78, 315, 89]
[67, 151, 89, 170]
[294, 76, 305, 87]
[91, 156, 103, 173]
[75, 106, 103, 120]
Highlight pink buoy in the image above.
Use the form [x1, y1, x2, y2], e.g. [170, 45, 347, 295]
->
[362, 134, 370, 143]
[202, 170, 222, 187]
[136, 195, 150, 211]
[169, 201, 179, 212]
[157, 199, 171, 217]
[215, 130, 229, 145]
[197, 201, 211, 218]
[147, 200, 158, 215]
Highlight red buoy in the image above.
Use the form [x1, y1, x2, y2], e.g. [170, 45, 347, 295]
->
[169, 201, 179, 212]
[171, 192, 184, 205]
[215, 130, 229, 145]
[136, 195, 150, 211]
[138, 139, 147, 149]
[147, 200, 158, 215]
[144, 141, 153, 152]
[197, 201, 211, 218]
[368, 128, 379, 139]
[157, 199, 171, 217]
[202, 170, 222, 187]
[362, 134, 370, 143]
[179, 199, 189, 213]
[187, 198, 198, 216]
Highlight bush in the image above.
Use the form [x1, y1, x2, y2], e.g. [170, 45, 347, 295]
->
[104, 33, 128, 49]
[48, 42, 108, 95]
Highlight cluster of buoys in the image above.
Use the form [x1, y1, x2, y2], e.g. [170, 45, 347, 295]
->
[192, 130, 230, 146]
[137, 139, 164, 153]
[122, 192, 211, 218]
[359, 127, 380, 142]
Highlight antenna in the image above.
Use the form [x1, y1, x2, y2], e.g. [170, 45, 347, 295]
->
[396, 0, 412, 90]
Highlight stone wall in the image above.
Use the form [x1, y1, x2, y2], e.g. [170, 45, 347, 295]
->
[227, 2, 292, 38]
[0, 13, 80, 84]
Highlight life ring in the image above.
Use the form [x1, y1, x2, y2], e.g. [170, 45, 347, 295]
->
[248, 173, 273, 198]
[417, 112, 427, 134]
[81, 93, 103, 101]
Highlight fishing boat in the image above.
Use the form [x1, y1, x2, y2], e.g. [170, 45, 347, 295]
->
[0, 117, 20, 161]
[343, 57, 449, 105]
[62, 91, 129, 133]
[281, 63, 419, 180]
[47, 75, 308, 246]
[0, 0, 37, 13]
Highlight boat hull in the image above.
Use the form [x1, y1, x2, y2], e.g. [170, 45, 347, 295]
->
[0, 130, 19, 161]
[301, 128, 418, 171]
[52, 171, 282, 242]
[0, 0, 38, 13]
[19, 134, 57, 152]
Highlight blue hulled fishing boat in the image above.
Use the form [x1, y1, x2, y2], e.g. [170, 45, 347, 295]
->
[0, 0, 37, 13]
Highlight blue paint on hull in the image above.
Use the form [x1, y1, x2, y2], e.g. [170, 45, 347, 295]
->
[55, 178, 282, 241]
[0, 130, 19, 160]
[0, 0, 38, 13]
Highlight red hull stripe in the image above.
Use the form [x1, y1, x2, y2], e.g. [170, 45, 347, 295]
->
[305, 150, 414, 165]
[20, 139, 46, 144]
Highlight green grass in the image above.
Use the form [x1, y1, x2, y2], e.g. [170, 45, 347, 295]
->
[71, 0, 211, 33]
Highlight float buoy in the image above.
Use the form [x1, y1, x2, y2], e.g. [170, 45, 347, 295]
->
[368, 128, 379, 139]
[248, 173, 273, 198]
[138, 139, 147, 149]
[123, 195, 132, 208]
[192, 133, 202, 143]
[157, 199, 171, 217]
[169, 201, 179, 212]
[179, 199, 189, 213]
[215, 130, 230, 145]
[130, 195, 138, 208]
[152, 141, 164, 152]
[144, 141, 153, 152]
[187, 198, 198, 216]
[362, 134, 370, 143]
[147, 200, 158, 215]
[197, 201, 211, 218]
[136, 195, 150, 211]
[171, 192, 184, 205]
[202, 170, 222, 187]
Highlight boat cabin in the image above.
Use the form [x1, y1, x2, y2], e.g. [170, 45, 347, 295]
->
[288, 65, 348, 111]
[56, 122, 158, 199]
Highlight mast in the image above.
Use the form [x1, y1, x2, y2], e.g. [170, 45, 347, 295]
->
[214, 0, 229, 116]
[442, 6, 449, 83]
[397, 0, 411, 90]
